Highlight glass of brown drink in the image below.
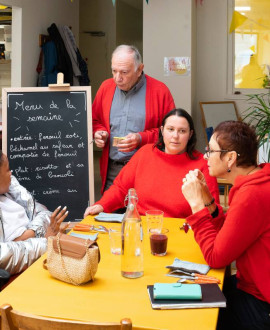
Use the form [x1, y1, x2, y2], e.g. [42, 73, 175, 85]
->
[149, 228, 169, 256]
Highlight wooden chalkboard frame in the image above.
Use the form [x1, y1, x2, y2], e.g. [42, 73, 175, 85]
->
[2, 86, 94, 220]
[200, 101, 242, 144]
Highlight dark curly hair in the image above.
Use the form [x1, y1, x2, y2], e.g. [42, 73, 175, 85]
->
[214, 121, 258, 167]
[154, 108, 197, 159]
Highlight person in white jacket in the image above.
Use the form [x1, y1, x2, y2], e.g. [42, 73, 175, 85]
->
[0, 150, 68, 275]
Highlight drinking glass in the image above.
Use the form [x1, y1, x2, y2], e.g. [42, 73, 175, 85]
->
[145, 210, 164, 234]
[149, 228, 169, 256]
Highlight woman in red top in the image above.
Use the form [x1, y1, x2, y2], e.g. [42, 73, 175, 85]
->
[84, 109, 219, 218]
[182, 121, 270, 329]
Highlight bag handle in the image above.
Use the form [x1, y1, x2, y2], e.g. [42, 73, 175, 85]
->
[43, 259, 48, 270]
[56, 233, 92, 286]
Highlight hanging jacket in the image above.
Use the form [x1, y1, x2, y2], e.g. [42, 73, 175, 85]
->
[58, 25, 81, 86]
[40, 40, 58, 86]
[76, 48, 90, 86]
[47, 23, 73, 85]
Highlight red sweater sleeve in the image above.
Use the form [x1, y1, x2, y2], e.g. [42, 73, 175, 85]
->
[92, 79, 115, 136]
[187, 189, 266, 268]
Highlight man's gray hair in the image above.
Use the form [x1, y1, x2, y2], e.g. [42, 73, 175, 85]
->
[112, 45, 142, 70]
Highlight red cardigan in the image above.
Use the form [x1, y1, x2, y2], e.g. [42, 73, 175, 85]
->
[96, 144, 219, 218]
[187, 163, 270, 303]
[92, 75, 175, 193]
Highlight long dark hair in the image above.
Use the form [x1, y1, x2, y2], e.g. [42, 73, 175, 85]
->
[154, 108, 197, 159]
[0, 150, 3, 166]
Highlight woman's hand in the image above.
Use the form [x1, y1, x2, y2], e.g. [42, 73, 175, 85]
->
[182, 170, 205, 214]
[193, 169, 207, 186]
[192, 169, 216, 213]
[84, 204, 104, 218]
[45, 206, 69, 238]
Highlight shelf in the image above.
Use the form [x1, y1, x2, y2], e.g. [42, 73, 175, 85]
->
[0, 59, 11, 63]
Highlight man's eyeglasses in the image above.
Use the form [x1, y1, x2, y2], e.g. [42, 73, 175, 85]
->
[204, 146, 240, 158]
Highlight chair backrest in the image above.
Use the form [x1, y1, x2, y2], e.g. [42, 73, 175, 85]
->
[200, 101, 241, 144]
[205, 127, 214, 142]
[0, 304, 132, 330]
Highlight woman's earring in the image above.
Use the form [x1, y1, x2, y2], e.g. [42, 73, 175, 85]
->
[227, 168, 231, 173]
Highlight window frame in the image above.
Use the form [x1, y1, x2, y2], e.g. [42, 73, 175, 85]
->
[227, 0, 268, 97]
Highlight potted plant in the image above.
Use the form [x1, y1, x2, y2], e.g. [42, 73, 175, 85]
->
[244, 91, 270, 162]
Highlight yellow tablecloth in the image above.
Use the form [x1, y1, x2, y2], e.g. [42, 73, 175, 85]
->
[0, 216, 225, 330]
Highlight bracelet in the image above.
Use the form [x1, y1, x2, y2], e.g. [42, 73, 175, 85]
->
[34, 226, 46, 238]
[205, 197, 215, 207]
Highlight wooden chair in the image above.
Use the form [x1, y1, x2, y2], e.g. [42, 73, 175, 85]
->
[217, 178, 232, 210]
[0, 304, 132, 330]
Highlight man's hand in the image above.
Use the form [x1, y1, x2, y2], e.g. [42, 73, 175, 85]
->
[45, 206, 69, 238]
[94, 131, 109, 148]
[117, 133, 141, 152]
[84, 204, 104, 218]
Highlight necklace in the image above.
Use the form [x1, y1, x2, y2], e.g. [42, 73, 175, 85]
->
[246, 166, 257, 176]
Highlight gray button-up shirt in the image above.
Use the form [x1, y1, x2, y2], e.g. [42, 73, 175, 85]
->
[109, 73, 146, 162]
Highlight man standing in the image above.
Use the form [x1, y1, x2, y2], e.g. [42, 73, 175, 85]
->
[93, 45, 175, 193]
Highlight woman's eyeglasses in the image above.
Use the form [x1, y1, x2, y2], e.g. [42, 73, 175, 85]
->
[204, 146, 240, 158]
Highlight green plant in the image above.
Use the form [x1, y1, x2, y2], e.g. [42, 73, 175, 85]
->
[262, 75, 270, 89]
[244, 92, 270, 162]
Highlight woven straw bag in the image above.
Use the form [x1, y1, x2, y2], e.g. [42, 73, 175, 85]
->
[44, 233, 100, 285]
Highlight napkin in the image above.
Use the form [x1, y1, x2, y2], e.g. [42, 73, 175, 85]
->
[94, 212, 124, 223]
[70, 232, 98, 240]
[166, 258, 210, 275]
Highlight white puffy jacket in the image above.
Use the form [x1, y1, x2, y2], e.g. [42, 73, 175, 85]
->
[0, 176, 50, 274]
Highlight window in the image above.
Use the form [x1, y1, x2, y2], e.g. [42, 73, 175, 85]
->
[230, 0, 270, 92]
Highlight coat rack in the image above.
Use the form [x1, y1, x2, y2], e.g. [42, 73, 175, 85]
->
[39, 34, 50, 47]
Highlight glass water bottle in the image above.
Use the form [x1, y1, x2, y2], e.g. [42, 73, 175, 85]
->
[121, 188, 143, 278]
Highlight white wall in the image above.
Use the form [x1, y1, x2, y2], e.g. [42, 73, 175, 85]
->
[79, 0, 116, 98]
[1, 0, 79, 87]
[143, 0, 194, 112]
[143, 0, 251, 153]
[195, 0, 249, 151]
[116, 0, 142, 56]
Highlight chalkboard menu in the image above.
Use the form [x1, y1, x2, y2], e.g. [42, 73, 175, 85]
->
[2, 87, 94, 221]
